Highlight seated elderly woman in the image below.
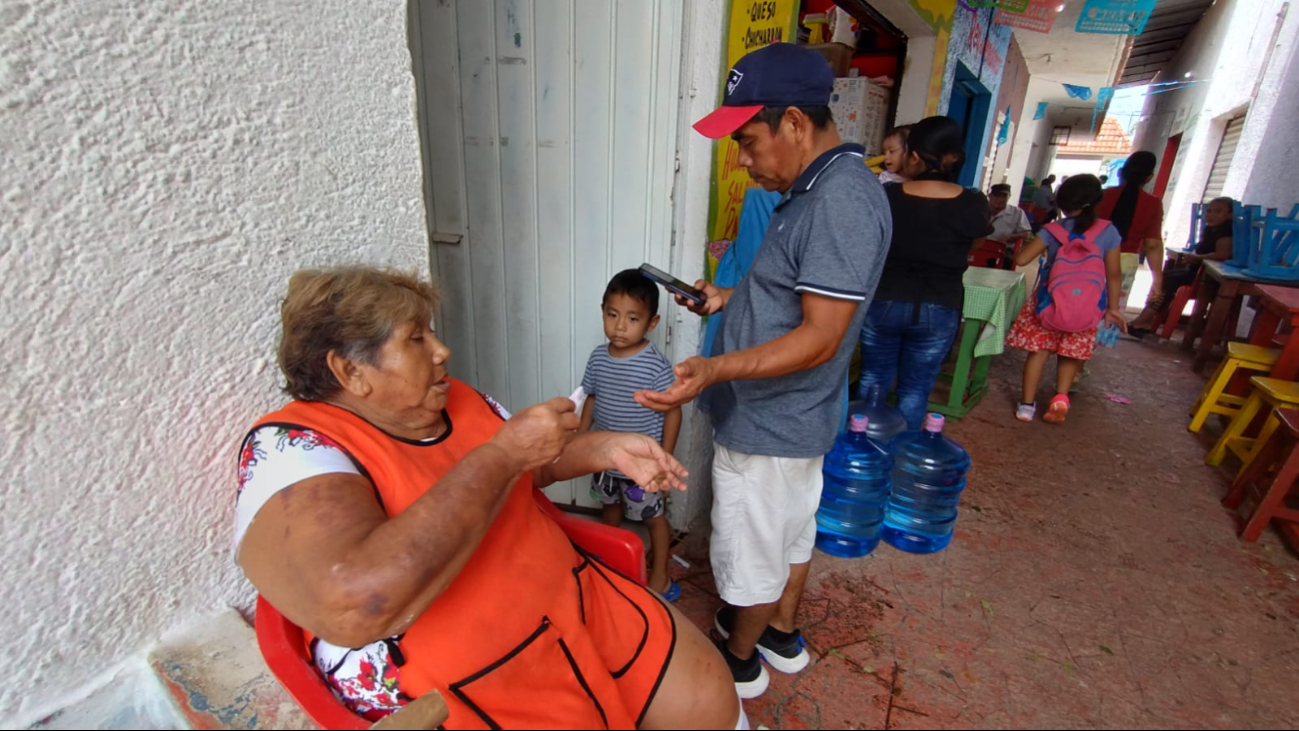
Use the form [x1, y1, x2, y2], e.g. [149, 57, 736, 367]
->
[1127, 196, 1234, 336]
[235, 267, 741, 730]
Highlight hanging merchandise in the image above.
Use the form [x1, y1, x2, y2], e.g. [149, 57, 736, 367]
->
[994, 0, 1059, 32]
[1063, 84, 1092, 100]
[997, 106, 1011, 145]
[826, 6, 860, 47]
[1076, 0, 1156, 35]
[1034, 101, 1048, 120]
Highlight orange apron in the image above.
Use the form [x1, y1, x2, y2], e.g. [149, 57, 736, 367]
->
[252, 380, 674, 729]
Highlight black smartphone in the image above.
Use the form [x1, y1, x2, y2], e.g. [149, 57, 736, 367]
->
[639, 263, 706, 307]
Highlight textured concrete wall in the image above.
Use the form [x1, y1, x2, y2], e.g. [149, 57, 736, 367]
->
[1241, 41, 1299, 213]
[0, 1, 427, 723]
[667, 0, 724, 533]
[1130, 0, 1299, 246]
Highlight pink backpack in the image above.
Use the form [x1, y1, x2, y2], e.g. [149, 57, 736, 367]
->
[1036, 220, 1111, 333]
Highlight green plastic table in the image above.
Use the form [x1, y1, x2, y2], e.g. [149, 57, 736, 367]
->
[928, 267, 1027, 419]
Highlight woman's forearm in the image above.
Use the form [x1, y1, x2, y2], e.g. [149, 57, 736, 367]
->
[1144, 238, 1165, 283]
[535, 431, 617, 486]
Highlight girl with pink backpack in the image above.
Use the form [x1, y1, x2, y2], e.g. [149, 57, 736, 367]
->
[1005, 175, 1128, 423]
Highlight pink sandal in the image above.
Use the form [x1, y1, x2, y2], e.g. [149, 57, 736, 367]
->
[1043, 394, 1071, 424]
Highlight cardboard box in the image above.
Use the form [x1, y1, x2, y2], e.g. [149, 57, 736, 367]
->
[829, 77, 889, 154]
[805, 42, 854, 77]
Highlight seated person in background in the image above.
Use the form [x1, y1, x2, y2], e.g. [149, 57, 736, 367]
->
[580, 269, 681, 601]
[236, 266, 743, 730]
[987, 183, 1033, 267]
[1127, 197, 1235, 336]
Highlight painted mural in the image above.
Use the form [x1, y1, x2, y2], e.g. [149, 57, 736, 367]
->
[937, 2, 1012, 182]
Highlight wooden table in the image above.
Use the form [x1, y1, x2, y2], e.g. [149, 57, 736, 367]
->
[1182, 261, 1295, 372]
[1248, 284, 1299, 380]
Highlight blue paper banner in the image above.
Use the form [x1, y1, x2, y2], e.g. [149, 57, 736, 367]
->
[1076, 0, 1156, 35]
[997, 106, 1011, 145]
[1033, 101, 1048, 120]
[1064, 84, 1092, 100]
[1090, 86, 1116, 134]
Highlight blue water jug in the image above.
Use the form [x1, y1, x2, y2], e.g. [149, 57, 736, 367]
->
[882, 413, 971, 554]
[815, 415, 893, 558]
[850, 384, 908, 445]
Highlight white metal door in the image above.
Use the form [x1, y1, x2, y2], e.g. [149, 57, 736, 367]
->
[409, 0, 684, 505]
[1203, 115, 1246, 202]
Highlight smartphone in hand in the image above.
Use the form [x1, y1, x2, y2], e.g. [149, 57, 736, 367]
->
[639, 264, 705, 307]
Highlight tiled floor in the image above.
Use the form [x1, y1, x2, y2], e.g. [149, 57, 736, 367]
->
[668, 335, 1299, 729]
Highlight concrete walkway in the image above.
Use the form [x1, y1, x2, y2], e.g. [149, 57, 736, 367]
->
[671, 338, 1299, 729]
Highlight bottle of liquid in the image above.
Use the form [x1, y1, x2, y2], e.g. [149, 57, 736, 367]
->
[850, 384, 908, 445]
[815, 415, 893, 558]
[882, 413, 971, 554]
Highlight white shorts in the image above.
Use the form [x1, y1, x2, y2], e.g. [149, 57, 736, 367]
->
[710, 443, 824, 606]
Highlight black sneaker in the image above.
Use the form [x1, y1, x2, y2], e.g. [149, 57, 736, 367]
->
[714, 638, 770, 699]
[714, 606, 811, 674]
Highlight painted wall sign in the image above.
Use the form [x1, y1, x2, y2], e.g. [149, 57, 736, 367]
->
[994, 0, 1058, 33]
[706, 0, 799, 264]
[1076, 0, 1156, 35]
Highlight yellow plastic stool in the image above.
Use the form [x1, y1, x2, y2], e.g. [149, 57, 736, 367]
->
[1189, 343, 1280, 432]
[1206, 376, 1299, 470]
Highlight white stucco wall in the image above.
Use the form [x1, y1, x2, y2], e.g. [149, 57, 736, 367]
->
[0, 1, 427, 724]
[1005, 77, 1059, 201]
[1240, 38, 1299, 212]
[1130, 0, 1299, 246]
[667, 0, 724, 532]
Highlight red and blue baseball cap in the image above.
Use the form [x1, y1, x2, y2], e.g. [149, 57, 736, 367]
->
[693, 43, 836, 139]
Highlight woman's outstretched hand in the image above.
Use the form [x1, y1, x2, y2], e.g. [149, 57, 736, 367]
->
[601, 433, 688, 492]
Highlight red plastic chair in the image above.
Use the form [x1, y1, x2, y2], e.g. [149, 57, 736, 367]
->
[254, 490, 647, 729]
[1148, 267, 1201, 340]
[968, 239, 1007, 269]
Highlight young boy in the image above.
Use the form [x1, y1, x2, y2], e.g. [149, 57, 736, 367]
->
[580, 269, 682, 600]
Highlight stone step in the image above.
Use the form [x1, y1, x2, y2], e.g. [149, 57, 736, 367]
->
[28, 610, 314, 730]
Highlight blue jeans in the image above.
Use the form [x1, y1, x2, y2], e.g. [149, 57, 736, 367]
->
[858, 301, 962, 430]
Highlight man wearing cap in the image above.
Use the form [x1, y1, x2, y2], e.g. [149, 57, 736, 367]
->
[636, 43, 890, 698]
[988, 183, 1032, 269]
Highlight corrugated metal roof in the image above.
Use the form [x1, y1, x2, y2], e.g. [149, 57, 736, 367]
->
[1117, 0, 1215, 85]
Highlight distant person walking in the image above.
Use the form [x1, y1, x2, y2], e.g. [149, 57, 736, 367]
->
[1096, 151, 1165, 313]
[1031, 174, 1057, 231]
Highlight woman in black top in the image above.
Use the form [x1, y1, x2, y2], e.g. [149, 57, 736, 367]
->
[1127, 196, 1235, 336]
[857, 116, 993, 429]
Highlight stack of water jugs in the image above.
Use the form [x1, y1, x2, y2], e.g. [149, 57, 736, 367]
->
[815, 385, 971, 558]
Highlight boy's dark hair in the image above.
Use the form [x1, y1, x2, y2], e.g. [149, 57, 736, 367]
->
[750, 105, 834, 134]
[603, 269, 660, 317]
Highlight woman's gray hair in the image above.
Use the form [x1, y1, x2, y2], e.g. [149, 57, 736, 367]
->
[277, 266, 439, 401]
